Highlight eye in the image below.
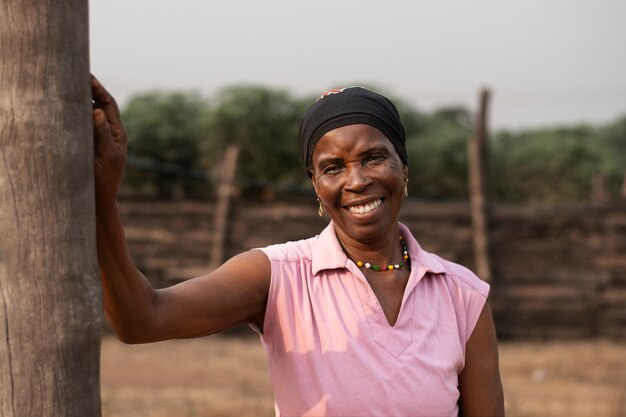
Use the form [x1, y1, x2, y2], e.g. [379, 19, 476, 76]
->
[363, 153, 387, 165]
[322, 163, 344, 175]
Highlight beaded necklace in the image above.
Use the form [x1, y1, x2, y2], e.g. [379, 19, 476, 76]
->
[355, 235, 409, 272]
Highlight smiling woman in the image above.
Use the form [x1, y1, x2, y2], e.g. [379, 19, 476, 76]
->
[311, 124, 407, 248]
[93, 77, 504, 417]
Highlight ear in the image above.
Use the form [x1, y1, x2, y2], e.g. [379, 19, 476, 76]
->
[310, 171, 319, 196]
[402, 164, 409, 179]
[307, 164, 319, 191]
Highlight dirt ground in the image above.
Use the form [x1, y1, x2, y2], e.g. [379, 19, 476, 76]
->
[101, 334, 626, 417]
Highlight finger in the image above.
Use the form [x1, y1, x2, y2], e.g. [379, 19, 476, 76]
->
[91, 75, 115, 107]
[93, 107, 108, 129]
[93, 108, 115, 153]
[91, 76, 126, 140]
[91, 76, 119, 119]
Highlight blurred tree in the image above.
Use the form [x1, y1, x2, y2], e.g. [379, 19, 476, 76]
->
[406, 107, 472, 199]
[117, 81, 626, 203]
[122, 92, 210, 198]
[492, 126, 609, 203]
[598, 115, 626, 194]
[203, 86, 305, 195]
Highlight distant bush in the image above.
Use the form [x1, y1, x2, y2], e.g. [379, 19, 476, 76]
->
[492, 125, 622, 203]
[201, 86, 308, 196]
[406, 107, 472, 200]
[122, 92, 211, 198]
[119, 85, 625, 203]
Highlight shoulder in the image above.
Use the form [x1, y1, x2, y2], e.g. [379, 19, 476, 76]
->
[256, 235, 319, 263]
[413, 246, 490, 344]
[400, 222, 489, 298]
[432, 253, 490, 298]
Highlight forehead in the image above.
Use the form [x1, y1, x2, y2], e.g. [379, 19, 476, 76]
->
[311, 124, 396, 163]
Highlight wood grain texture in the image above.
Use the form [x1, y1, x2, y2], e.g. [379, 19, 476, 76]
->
[0, 1, 101, 416]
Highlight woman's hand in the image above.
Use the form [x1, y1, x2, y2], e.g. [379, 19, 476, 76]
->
[91, 75, 127, 205]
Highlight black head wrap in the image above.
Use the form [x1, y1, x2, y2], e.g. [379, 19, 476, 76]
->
[298, 87, 407, 169]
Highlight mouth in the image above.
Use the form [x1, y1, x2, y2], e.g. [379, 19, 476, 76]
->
[346, 198, 383, 215]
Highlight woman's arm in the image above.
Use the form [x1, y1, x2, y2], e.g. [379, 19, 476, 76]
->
[96, 200, 270, 343]
[92, 76, 270, 344]
[458, 302, 505, 416]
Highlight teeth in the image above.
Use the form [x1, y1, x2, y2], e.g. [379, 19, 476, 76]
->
[349, 199, 381, 214]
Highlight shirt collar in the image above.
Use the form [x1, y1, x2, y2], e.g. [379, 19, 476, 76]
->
[398, 222, 446, 275]
[311, 221, 447, 276]
[312, 222, 349, 275]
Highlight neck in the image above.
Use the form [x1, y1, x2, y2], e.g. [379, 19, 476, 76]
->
[336, 225, 403, 268]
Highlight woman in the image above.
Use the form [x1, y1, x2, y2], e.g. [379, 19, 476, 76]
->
[92, 76, 504, 417]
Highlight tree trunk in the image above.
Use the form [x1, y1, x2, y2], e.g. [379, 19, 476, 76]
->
[0, 1, 101, 416]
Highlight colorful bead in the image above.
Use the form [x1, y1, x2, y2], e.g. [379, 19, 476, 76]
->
[354, 235, 409, 273]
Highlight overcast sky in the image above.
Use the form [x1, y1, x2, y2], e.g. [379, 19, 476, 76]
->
[90, 0, 626, 131]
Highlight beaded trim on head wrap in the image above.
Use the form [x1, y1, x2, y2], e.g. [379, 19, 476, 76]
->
[298, 86, 408, 171]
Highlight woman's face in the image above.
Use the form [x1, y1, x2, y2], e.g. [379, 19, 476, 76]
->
[310, 124, 407, 245]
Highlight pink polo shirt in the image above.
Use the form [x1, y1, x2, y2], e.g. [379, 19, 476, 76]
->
[256, 222, 489, 417]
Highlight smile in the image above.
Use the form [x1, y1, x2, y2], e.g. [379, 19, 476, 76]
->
[347, 199, 382, 215]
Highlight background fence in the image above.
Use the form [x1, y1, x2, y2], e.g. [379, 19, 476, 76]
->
[119, 197, 626, 340]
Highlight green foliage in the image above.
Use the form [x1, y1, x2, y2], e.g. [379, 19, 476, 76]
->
[601, 115, 626, 158]
[202, 86, 306, 193]
[122, 92, 210, 197]
[118, 84, 625, 203]
[491, 126, 617, 203]
[393, 98, 425, 140]
[598, 115, 626, 193]
[406, 107, 472, 200]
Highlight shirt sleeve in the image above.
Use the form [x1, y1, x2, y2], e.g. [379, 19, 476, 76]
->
[461, 277, 490, 345]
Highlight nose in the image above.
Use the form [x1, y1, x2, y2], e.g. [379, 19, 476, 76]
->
[344, 164, 372, 192]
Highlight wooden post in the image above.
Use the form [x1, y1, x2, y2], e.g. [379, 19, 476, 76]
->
[209, 145, 241, 268]
[0, 1, 101, 416]
[468, 88, 493, 283]
[592, 174, 609, 203]
[621, 170, 626, 199]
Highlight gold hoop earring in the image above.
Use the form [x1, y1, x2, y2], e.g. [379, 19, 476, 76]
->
[404, 178, 409, 197]
[317, 198, 324, 217]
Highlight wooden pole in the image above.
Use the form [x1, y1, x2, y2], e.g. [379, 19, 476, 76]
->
[209, 145, 241, 268]
[591, 173, 609, 203]
[0, 1, 101, 416]
[468, 88, 493, 283]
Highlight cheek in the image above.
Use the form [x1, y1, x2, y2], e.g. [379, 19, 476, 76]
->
[314, 176, 341, 200]
[374, 161, 405, 186]
[382, 158, 404, 173]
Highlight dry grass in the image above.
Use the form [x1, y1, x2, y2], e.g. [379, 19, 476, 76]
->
[101, 334, 274, 417]
[101, 335, 625, 417]
[498, 340, 625, 417]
